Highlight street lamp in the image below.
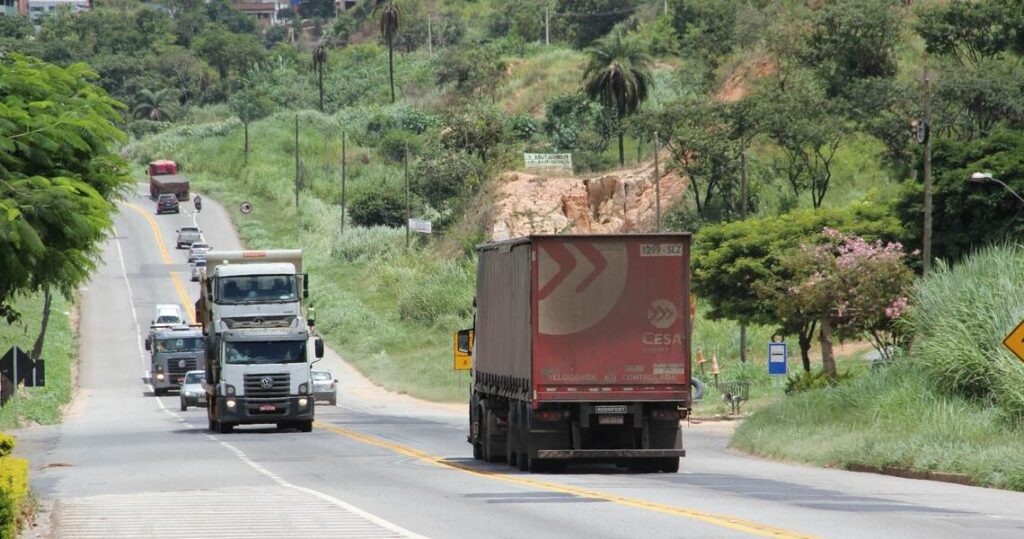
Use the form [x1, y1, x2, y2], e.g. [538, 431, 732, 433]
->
[969, 172, 1024, 204]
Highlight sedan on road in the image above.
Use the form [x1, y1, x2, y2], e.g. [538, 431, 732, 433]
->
[179, 370, 207, 411]
[188, 242, 210, 263]
[175, 226, 202, 249]
[312, 370, 337, 406]
[191, 259, 207, 282]
[156, 193, 179, 215]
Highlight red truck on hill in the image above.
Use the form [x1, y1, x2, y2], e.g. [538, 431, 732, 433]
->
[147, 160, 190, 201]
[456, 234, 692, 473]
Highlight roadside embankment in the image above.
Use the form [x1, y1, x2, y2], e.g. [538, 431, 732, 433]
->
[731, 244, 1024, 490]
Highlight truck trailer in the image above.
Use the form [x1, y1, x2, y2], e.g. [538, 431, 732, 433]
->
[458, 234, 692, 473]
[147, 160, 190, 201]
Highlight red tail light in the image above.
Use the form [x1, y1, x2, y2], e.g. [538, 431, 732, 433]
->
[536, 410, 569, 422]
[651, 408, 680, 421]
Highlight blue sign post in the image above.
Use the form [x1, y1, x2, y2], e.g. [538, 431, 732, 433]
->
[768, 342, 788, 376]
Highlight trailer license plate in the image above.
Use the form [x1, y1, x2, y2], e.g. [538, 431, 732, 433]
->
[259, 404, 276, 412]
[598, 415, 624, 425]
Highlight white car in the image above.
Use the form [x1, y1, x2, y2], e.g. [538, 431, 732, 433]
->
[179, 370, 207, 411]
[188, 242, 210, 263]
[151, 304, 185, 330]
[191, 259, 207, 282]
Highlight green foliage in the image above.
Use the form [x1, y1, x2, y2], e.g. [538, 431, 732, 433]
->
[932, 57, 1024, 140]
[633, 14, 680, 57]
[413, 148, 485, 214]
[298, 0, 336, 19]
[903, 244, 1024, 424]
[0, 54, 131, 320]
[0, 454, 29, 539]
[378, 129, 421, 163]
[439, 106, 511, 162]
[542, 93, 613, 153]
[133, 88, 180, 122]
[914, 0, 1019, 67]
[896, 128, 1024, 263]
[487, 0, 546, 45]
[230, 86, 276, 126]
[192, 23, 265, 82]
[784, 368, 854, 395]
[435, 45, 506, 101]
[733, 360, 1024, 491]
[669, 0, 741, 67]
[555, 0, 638, 49]
[803, 0, 902, 98]
[0, 436, 12, 458]
[348, 185, 407, 228]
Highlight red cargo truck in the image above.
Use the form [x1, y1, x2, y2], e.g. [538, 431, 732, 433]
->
[147, 160, 190, 201]
[456, 234, 692, 473]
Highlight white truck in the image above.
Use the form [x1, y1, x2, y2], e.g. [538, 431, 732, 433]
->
[197, 250, 322, 433]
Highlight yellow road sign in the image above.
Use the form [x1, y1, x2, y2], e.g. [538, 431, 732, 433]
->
[1002, 319, 1024, 363]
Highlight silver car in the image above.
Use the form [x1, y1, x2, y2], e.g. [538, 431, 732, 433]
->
[179, 370, 207, 411]
[188, 242, 210, 263]
[175, 226, 202, 249]
[191, 259, 207, 282]
[311, 370, 337, 406]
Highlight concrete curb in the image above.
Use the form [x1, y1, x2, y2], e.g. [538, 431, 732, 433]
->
[845, 464, 977, 487]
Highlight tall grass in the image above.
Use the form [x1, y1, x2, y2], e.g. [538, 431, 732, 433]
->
[903, 243, 1024, 423]
[0, 292, 76, 428]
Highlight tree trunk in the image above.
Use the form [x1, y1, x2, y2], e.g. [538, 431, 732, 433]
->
[243, 121, 249, 164]
[31, 288, 52, 361]
[819, 316, 837, 380]
[388, 43, 395, 103]
[318, 67, 324, 112]
[617, 133, 625, 167]
[798, 331, 812, 372]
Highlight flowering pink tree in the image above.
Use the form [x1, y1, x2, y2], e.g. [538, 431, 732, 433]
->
[783, 228, 914, 379]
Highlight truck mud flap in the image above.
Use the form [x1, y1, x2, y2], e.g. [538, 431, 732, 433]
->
[536, 449, 686, 459]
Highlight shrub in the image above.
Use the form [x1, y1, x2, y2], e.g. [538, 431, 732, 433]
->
[378, 129, 421, 163]
[510, 113, 538, 141]
[413, 148, 484, 211]
[348, 186, 407, 228]
[785, 368, 855, 395]
[0, 436, 28, 539]
[128, 119, 172, 139]
[0, 436, 12, 459]
[397, 259, 475, 325]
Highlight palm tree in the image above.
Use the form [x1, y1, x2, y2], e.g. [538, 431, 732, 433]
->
[582, 28, 653, 166]
[312, 44, 327, 112]
[133, 88, 177, 122]
[380, 1, 400, 103]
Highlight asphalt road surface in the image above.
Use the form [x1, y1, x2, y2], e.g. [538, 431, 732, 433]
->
[11, 187, 1024, 538]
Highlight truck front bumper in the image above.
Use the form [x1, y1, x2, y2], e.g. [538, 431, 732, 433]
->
[215, 396, 314, 424]
[536, 448, 686, 459]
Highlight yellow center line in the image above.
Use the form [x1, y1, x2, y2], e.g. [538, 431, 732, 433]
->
[314, 421, 815, 539]
[125, 202, 196, 324]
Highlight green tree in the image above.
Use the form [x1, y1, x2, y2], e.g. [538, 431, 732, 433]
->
[582, 27, 653, 166]
[413, 147, 485, 212]
[380, 1, 400, 103]
[932, 57, 1024, 141]
[191, 23, 265, 84]
[0, 54, 132, 322]
[915, 0, 1014, 67]
[670, 0, 740, 68]
[435, 45, 506, 102]
[439, 107, 510, 163]
[556, 0, 638, 49]
[133, 88, 179, 121]
[298, 0, 337, 19]
[229, 87, 275, 162]
[691, 199, 903, 371]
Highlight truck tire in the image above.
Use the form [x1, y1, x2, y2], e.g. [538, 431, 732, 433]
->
[658, 458, 680, 473]
[208, 418, 216, 432]
[153, 387, 164, 397]
[298, 420, 314, 433]
[506, 406, 518, 468]
[482, 409, 504, 463]
[180, 400, 187, 412]
[217, 421, 234, 434]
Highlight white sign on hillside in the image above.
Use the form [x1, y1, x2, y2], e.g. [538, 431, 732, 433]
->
[524, 153, 572, 171]
[408, 218, 432, 234]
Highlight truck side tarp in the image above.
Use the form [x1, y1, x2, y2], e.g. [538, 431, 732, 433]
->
[475, 240, 532, 383]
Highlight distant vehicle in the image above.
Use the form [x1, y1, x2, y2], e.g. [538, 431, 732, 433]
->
[151, 304, 186, 330]
[156, 193, 179, 215]
[146, 326, 203, 396]
[188, 242, 210, 263]
[147, 160, 190, 201]
[176, 226, 203, 249]
[191, 259, 207, 282]
[461, 234, 693, 473]
[311, 370, 337, 406]
[179, 370, 207, 411]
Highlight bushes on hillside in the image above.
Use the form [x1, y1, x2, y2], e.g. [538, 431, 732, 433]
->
[348, 186, 407, 228]
[904, 243, 1024, 424]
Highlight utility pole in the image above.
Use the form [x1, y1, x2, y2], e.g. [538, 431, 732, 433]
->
[294, 114, 299, 209]
[739, 149, 749, 363]
[922, 70, 933, 274]
[653, 131, 661, 232]
[341, 132, 346, 235]
[544, 7, 550, 46]
[404, 143, 410, 249]
[427, 15, 433, 56]
[663, 0, 668, 16]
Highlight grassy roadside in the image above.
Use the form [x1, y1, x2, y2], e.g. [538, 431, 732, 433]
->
[0, 292, 76, 429]
[731, 244, 1024, 490]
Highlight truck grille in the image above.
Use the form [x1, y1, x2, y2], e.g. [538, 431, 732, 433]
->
[167, 358, 198, 380]
[244, 373, 290, 398]
[224, 315, 295, 329]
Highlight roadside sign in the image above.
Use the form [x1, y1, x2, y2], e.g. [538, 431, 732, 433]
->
[914, 118, 930, 144]
[524, 153, 572, 171]
[1002, 319, 1024, 363]
[768, 342, 788, 376]
[409, 218, 432, 234]
[239, 202, 253, 214]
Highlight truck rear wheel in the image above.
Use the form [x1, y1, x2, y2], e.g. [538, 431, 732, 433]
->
[298, 420, 313, 433]
[482, 409, 505, 463]
[217, 421, 234, 434]
[657, 458, 680, 473]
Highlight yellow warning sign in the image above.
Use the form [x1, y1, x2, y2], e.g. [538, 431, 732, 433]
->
[1002, 319, 1024, 363]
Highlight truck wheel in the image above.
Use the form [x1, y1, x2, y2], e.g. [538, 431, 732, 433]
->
[180, 400, 187, 412]
[153, 387, 164, 397]
[658, 458, 680, 473]
[472, 443, 483, 460]
[298, 420, 313, 433]
[217, 421, 234, 434]
[482, 409, 502, 463]
[506, 407, 518, 467]
[328, 396, 337, 406]
[208, 418, 216, 432]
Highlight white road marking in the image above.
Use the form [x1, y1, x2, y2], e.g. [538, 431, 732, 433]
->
[64, 212, 428, 539]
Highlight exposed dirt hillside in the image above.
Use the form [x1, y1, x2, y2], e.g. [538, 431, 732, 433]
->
[486, 160, 687, 240]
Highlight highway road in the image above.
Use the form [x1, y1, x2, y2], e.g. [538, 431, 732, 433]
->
[10, 186, 1024, 538]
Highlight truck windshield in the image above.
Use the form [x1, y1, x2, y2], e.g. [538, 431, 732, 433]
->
[224, 341, 306, 364]
[155, 337, 203, 352]
[218, 275, 297, 304]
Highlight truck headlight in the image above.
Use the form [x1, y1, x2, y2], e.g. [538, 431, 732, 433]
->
[298, 398, 309, 407]
[226, 399, 236, 409]
[225, 384, 236, 396]
[155, 373, 165, 381]
[298, 383, 308, 395]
